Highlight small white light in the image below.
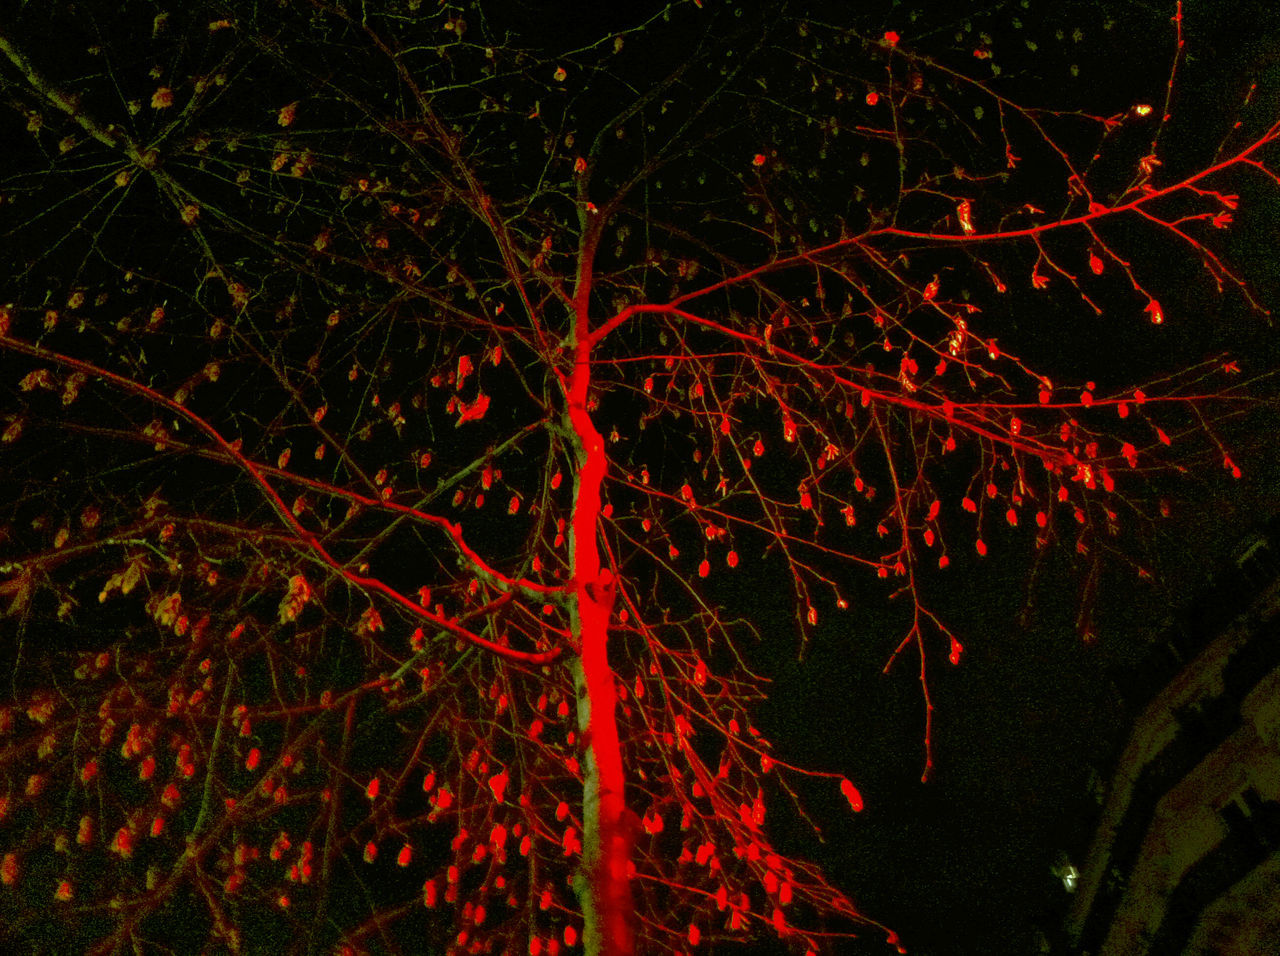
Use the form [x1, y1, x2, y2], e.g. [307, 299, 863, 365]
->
[1062, 864, 1078, 892]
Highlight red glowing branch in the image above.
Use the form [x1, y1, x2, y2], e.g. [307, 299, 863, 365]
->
[0, 334, 560, 665]
[1, 6, 1276, 955]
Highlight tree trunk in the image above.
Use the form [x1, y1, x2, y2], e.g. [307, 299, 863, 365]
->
[565, 240, 636, 954]
[566, 399, 636, 956]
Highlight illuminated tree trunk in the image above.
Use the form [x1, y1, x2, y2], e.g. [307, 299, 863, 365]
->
[2, 5, 1277, 955]
[566, 234, 636, 956]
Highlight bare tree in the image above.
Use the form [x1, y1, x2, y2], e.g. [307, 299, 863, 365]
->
[1, 2, 1275, 954]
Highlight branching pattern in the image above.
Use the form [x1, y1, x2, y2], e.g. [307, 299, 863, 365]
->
[0, 2, 1275, 954]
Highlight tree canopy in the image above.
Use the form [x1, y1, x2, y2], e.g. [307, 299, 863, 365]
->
[1, 1, 1277, 954]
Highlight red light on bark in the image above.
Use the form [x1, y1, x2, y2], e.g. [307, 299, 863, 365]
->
[840, 778, 863, 811]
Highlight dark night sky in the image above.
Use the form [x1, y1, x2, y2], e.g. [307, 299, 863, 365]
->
[3, 1, 1279, 954]
[476, 0, 1280, 950]
[600, 2, 1280, 954]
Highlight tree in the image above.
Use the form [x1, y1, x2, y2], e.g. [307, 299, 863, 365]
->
[0, 1, 1275, 953]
